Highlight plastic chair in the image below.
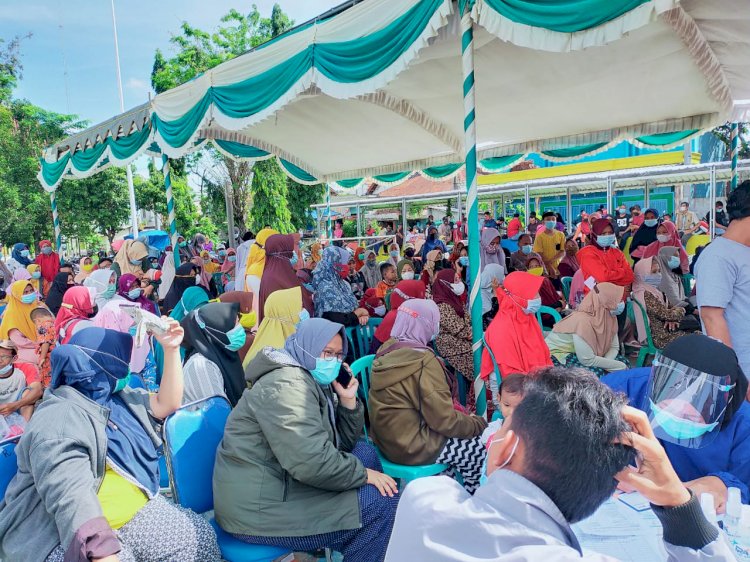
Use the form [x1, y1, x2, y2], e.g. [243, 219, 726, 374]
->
[535, 306, 562, 332]
[561, 277, 573, 301]
[352, 355, 449, 483]
[163, 396, 290, 562]
[0, 437, 19, 499]
[681, 273, 694, 296]
[482, 337, 504, 422]
[345, 318, 383, 360]
[626, 300, 659, 367]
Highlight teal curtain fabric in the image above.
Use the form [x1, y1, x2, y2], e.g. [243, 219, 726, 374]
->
[373, 171, 411, 184]
[482, 0, 650, 33]
[214, 139, 270, 159]
[479, 154, 524, 170]
[541, 142, 608, 159]
[152, 93, 211, 149]
[279, 159, 318, 183]
[335, 178, 364, 189]
[422, 163, 463, 178]
[636, 129, 698, 146]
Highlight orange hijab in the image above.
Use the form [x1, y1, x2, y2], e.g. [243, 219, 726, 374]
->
[481, 271, 552, 381]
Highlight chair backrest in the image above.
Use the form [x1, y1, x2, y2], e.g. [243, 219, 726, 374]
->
[346, 318, 383, 360]
[561, 277, 573, 301]
[350, 354, 375, 407]
[482, 336, 503, 389]
[535, 306, 562, 332]
[163, 395, 232, 514]
[629, 299, 656, 349]
[0, 437, 19, 500]
[681, 273, 694, 296]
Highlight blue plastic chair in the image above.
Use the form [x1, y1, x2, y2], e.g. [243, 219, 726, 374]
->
[561, 277, 573, 301]
[350, 355, 449, 483]
[0, 437, 19, 499]
[345, 318, 383, 360]
[163, 396, 291, 562]
[536, 306, 562, 332]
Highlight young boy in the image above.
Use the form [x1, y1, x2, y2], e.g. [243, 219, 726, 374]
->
[375, 263, 398, 299]
[0, 340, 43, 425]
[31, 307, 56, 388]
[483, 372, 527, 442]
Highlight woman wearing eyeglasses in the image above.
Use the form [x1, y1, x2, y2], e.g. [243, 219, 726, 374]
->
[213, 317, 400, 562]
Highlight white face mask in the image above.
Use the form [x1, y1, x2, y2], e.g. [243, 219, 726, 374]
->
[195, 274, 202, 285]
[0, 363, 13, 376]
[450, 282, 465, 296]
[401, 271, 415, 281]
[373, 305, 386, 316]
[656, 234, 670, 243]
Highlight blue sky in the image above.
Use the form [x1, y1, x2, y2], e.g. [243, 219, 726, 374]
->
[1, 0, 342, 126]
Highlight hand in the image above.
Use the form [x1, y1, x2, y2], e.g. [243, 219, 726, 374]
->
[0, 402, 19, 417]
[366, 468, 398, 497]
[665, 321, 679, 332]
[491, 278, 500, 290]
[684, 476, 728, 514]
[152, 318, 184, 350]
[332, 370, 359, 410]
[614, 406, 691, 508]
[358, 314, 369, 326]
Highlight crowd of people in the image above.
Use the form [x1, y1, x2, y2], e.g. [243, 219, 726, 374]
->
[0, 181, 747, 561]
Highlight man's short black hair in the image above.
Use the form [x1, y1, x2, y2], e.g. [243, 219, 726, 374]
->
[242, 231, 255, 242]
[513, 213, 520, 218]
[379, 262, 395, 276]
[727, 181, 750, 221]
[508, 366, 634, 524]
[530, 212, 537, 217]
[484, 211, 491, 216]
[542, 211, 556, 220]
[60, 263, 73, 270]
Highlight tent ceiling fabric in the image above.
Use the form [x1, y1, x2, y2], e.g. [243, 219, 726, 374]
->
[39, 0, 749, 191]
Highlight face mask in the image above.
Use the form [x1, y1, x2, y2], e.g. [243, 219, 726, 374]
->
[179, 241, 187, 248]
[367, 260, 376, 268]
[644, 219, 658, 228]
[31, 271, 41, 279]
[524, 297, 542, 315]
[619, 209, 626, 215]
[545, 220, 557, 230]
[485, 244, 498, 255]
[527, 267, 544, 277]
[102, 284, 116, 300]
[373, 305, 386, 316]
[358, 253, 366, 261]
[113, 373, 132, 393]
[596, 234, 616, 248]
[289, 253, 299, 267]
[521, 245, 533, 255]
[83, 264, 94, 272]
[297, 308, 311, 326]
[680, 206, 688, 212]
[20, 249, 30, 258]
[311, 357, 342, 385]
[195, 274, 202, 285]
[224, 325, 247, 351]
[450, 282, 465, 296]
[429, 233, 437, 240]
[667, 256, 681, 270]
[0, 363, 13, 376]
[239, 311, 257, 330]
[649, 399, 719, 440]
[716, 207, 723, 213]
[20, 293, 37, 305]
[303, 282, 314, 293]
[656, 234, 670, 243]
[611, 301, 625, 316]
[337, 264, 350, 279]
[219, 251, 227, 258]
[458, 256, 469, 267]
[479, 435, 519, 487]
[401, 271, 415, 281]
[390, 250, 399, 258]
[228, 255, 237, 263]
[202, 259, 210, 265]
[41, 247, 53, 256]
[127, 288, 142, 300]
[129, 258, 142, 266]
[644, 273, 662, 286]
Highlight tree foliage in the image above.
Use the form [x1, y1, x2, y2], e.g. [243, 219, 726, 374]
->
[287, 180, 326, 231]
[248, 159, 292, 232]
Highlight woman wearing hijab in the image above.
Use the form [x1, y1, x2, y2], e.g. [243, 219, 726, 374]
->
[199, 250, 220, 276]
[481, 271, 552, 411]
[189, 233, 207, 259]
[395, 258, 416, 282]
[420, 248, 443, 289]
[345, 253, 367, 301]
[73, 256, 94, 285]
[180, 302, 246, 406]
[244, 228, 278, 308]
[433, 269, 475, 406]
[243, 286, 304, 367]
[190, 256, 214, 296]
[6, 243, 32, 275]
[55, 287, 97, 345]
[372, 280, 426, 353]
[11, 267, 32, 289]
[353, 245, 366, 272]
[118, 274, 158, 315]
[306, 241, 323, 270]
[630, 220, 690, 273]
[420, 225, 447, 262]
[479, 228, 503, 270]
[629, 208, 661, 257]
[84, 269, 118, 310]
[24, 264, 42, 295]
[220, 248, 237, 291]
[258, 234, 310, 324]
[385, 242, 401, 269]
[0, 280, 41, 368]
[369, 299, 488, 492]
[479, 263, 506, 329]
[0, 258, 12, 291]
[163, 262, 204, 315]
[112, 240, 148, 281]
[360, 250, 381, 290]
[312, 246, 370, 328]
[525, 255, 565, 323]
[557, 238, 580, 278]
[218, 291, 256, 362]
[576, 218, 634, 296]
[0, 325, 222, 562]
[214, 318, 399, 560]
[545, 282, 628, 377]
[45, 271, 75, 316]
[655, 246, 689, 308]
[602, 334, 750, 505]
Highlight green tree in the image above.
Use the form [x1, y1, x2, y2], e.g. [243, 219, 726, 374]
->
[286, 180, 326, 231]
[248, 159, 292, 232]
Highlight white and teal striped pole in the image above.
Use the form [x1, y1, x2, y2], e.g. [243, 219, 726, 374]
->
[326, 183, 332, 240]
[731, 122, 739, 191]
[50, 191, 62, 258]
[460, 1, 485, 417]
[162, 155, 180, 266]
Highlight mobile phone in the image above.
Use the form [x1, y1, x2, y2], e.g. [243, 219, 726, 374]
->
[556, 243, 562, 250]
[336, 364, 353, 388]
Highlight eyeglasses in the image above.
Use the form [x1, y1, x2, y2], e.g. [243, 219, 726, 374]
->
[0, 354, 14, 364]
[321, 350, 346, 362]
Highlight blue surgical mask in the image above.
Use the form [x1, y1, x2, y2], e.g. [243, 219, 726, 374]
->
[228, 255, 237, 263]
[20, 249, 30, 258]
[0, 364, 12, 376]
[390, 250, 399, 258]
[113, 373, 132, 393]
[649, 399, 719, 440]
[479, 435, 519, 487]
[297, 308, 311, 326]
[289, 253, 298, 267]
[545, 220, 557, 230]
[611, 301, 625, 316]
[20, 293, 37, 305]
[596, 234, 616, 248]
[127, 288, 143, 300]
[303, 282, 314, 293]
[458, 256, 469, 267]
[224, 325, 247, 352]
[41, 246, 53, 256]
[644, 273, 662, 286]
[31, 271, 41, 279]
[667, 256, 681, 270]
[129, 258, 142, 266]
[311, 357, 342, 385]
[524, 297, 542, 315]
[521, 244, 533, 255]
[102, 284, 116, 300]
[644, 219, 658, 228]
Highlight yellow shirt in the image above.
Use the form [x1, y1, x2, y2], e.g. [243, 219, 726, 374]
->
[97, 466, 148, 529]
[533, 230, 566, 275]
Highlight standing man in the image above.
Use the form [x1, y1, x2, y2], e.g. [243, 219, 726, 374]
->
[483, 212, 497, 230]
[438, 216, 452, 242]
[614, 204, 630, 239]
[696, 181, 750, 380]
[675, 201, 700, 245]
[527, 212, 540, 233]
[533, 212, 566, 279]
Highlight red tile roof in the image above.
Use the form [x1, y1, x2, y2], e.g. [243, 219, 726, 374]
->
[376, 170, 465, 198]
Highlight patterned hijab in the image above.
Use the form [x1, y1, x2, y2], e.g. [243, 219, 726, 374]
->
[312, 246, 358, 316]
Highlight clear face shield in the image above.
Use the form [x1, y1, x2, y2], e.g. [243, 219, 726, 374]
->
[647, 354, 734, 449]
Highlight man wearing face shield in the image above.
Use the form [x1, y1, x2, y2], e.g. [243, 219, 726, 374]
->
[603, 334, 750, 512]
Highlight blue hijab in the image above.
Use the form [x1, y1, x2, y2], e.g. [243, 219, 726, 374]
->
[11, 243, 31, 267]
[50, 327, 159, 495]
[420, 226, 446, 259]
[312, 246, 358, 316]
[284, 317, 347, 370]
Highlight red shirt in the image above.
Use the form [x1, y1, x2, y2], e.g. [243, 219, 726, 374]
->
[577, 245, 634, 295]
[507, 218, 522, 238]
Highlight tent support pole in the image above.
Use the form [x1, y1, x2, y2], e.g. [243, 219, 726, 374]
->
[401, 199, 408, 242]
[709, 165, 716, 239]
[644, 179, 650, 209]
[524, 184, 530, 228]
[224, 183, 236, 249]
[731, 122, 739, 192]
[606, 176, 613, 218]
[460, 2, 484, 416]
[161, 155, 179, 266]
[50, 191, 62, 258]
[356, 204, 362, 244]
[326, 183, 332, 240]
[566, 186, 572, 236]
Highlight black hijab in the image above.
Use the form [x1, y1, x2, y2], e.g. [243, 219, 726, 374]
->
[181, 302, 245, 406]
[163, 263, 203, 314]
[629, 209, 661, 255]
[45, 272, 72, 315]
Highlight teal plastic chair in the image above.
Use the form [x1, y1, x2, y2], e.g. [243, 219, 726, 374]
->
[345, 318, 382, 360]
[351, 355, 449, 483]
[0, 437, 19, 499]
[561, 277, 573, 301]
[681, 273, 694, 296]
[535, 306, 562, 332]
[482, 336, 504, 422]
[626, 300, 659, 367]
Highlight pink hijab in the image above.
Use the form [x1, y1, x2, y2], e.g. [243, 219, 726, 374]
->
[92, 300, 149, 373]
[631, 257, 666, 343]
[630, 221, 689, 273]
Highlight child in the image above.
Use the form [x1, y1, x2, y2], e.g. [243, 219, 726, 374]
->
[375, 263, 397, 299]
[482, 373, 527, 443]
[0, 339, 42, 430]
[31, 307, 56, 388]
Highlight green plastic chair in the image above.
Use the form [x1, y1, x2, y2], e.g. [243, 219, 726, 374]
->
[345, 318, 383, 361]
[681, 273, 694, 297]
[561, 277, 573, 301]
[535, 306, 562, 333]
[482, 336, 504, 422]
[626, 300, 659, 367]
[350, 354, 449, 483]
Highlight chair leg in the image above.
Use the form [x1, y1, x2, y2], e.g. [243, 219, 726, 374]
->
[325, 547, 333, 562]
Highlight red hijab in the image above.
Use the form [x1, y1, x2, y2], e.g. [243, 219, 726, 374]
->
[35, 240, 60, 283]
[432, 269, 465, 318]
[374, 280, 426, 343]
[481, 272, 552, 381]
[258, 234, 311, 324]
[630, 220, 689, 272]
[55, 286, 95, 344]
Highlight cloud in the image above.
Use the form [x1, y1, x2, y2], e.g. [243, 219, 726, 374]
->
[126, 77, 149, 93]
[0, 4, 55, 24]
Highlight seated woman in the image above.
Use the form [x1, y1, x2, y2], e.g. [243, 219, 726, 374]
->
[480, 228, 503, 270]
[576, 218, 634, 296]
[213, 318, 399, 561]
[45, 271, 75, 316]
[371, 280, 426, 354]
[243, 286, 304, 367]
[545, 282, 628, 377]
[84, 269, 118, 309]
[481, 272, 552, 411]
[396, 258, 416, 281]
[369, 299, 487, 492]
[345, 253, 367, 300]
[480, 263, 505, 330]
[602, 334, 750, 507]
[118, 273, 158, 315]
[509, 233, 533, 272]
[385, 243, 401, 269]
[655, 246, 690, 308]
[0, 325, 221, 562]
[24, 265, 42, 295]
[111, 240, 149, 282]
[420, 249, 443, 289]
[420, 226, 447, 262]
[313, 246, 370, 329]
[360, 250, 381, 290]
[220, 248, 237, 292]
[74, 256, 94, 285]
[218, 291, 256, 363]
[525, 255, 565, 323]
[181, 302, 246, 406]
[55, 287, 97, 345]
[162, 263, 205, 316]
[0, 280, 42, 370]
[258, 234, 311, 324]
[630, 220, 690, 273]
[557, 238, 580, 279]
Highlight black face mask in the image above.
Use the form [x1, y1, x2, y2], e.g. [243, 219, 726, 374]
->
[429, 233, 437, 240]
[89, 305, 99, 318]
